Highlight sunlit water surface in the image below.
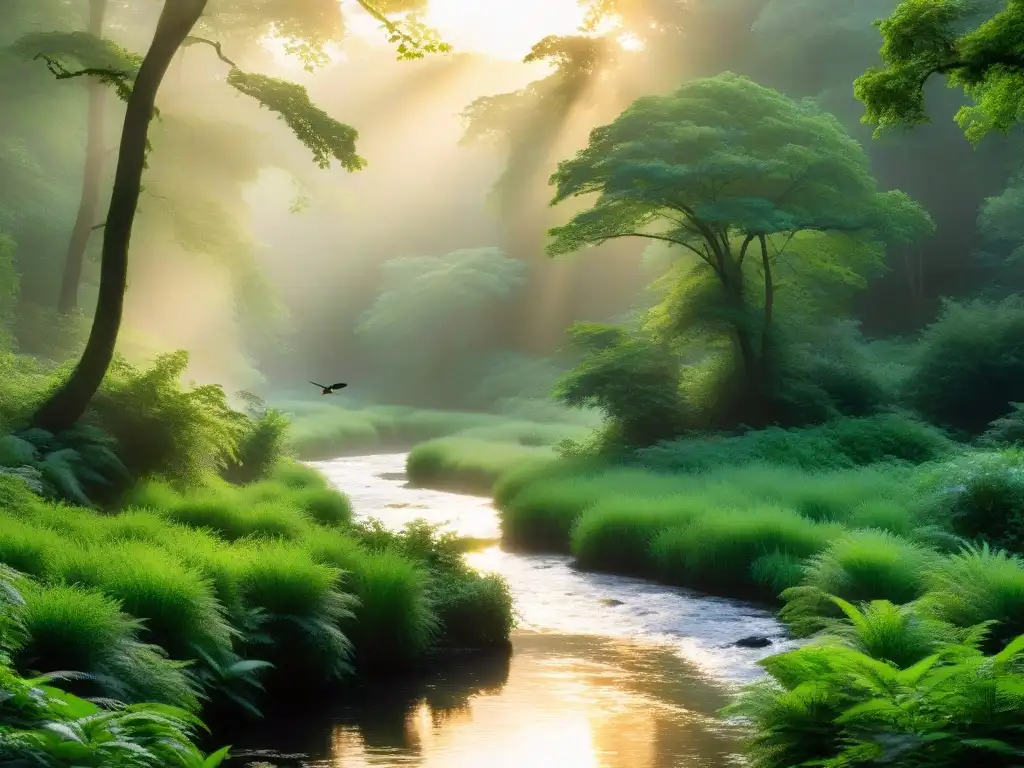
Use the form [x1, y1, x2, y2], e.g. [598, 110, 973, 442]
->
[227, 454, 793, 768]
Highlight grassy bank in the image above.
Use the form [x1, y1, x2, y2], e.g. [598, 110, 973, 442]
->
[0, 462, 514, 719]
[0, 349, 515, 766]
[280, 398, 596, 461]
[403, 411, 1024, 765]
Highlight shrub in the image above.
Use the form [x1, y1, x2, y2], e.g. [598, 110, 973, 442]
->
[921, 451, 1024, 553]
[431, 571, 514, 650]
[922, 544, 1024, 651]
[229, 541, 355, 684]
[13, 583, 198, 710]
[221, 403, 291, 485]
[906, 296, 1024, 434]
[553, 322, 691, 448]
[159, 495, 309, 542]
[48, 543, 236, 662]
[725, 622, 1024, 768]
[569, 497, 700, 575]
[338, 549, 440, 672]
[634, 414, 952, 474]
[87, 352, 242, 486]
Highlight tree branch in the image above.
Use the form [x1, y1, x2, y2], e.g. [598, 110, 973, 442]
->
[34, 53, 132, 83]
[183, 36, 237, 68]
[593, 232, 716, 269]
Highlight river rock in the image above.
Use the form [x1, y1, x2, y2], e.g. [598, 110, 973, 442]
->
[734, 635, 772, 649]
[600, 598, 625, 607]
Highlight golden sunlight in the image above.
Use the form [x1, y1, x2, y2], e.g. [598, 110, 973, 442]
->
[423, 0, 588, 60]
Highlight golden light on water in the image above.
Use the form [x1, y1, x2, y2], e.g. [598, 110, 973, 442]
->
[324, 647, 663, 767]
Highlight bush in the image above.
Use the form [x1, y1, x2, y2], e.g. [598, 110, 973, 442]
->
[12, 583, 198, 710]
[634, 413, 953, 474]
[338, 549, 440, 672]
[553, 322, 691, 449]
[726, 604, 1024, 768]
[906, 296, 1024, 434]
[87, 352, 242, 487]
[922, 544, 1024, 651]
[0, 564, 228, 768]
[221, 403, 291, 485]
[920, 451, 1024, 553]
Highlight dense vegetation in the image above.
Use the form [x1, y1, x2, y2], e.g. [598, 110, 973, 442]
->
[3, 0, 1024, 765]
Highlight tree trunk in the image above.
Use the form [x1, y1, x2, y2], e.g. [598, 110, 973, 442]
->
[57, 0, 108, 314]
[32, 0, 210, 433]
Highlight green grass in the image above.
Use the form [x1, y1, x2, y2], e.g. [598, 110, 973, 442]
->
[406, 437, 554, 495]
[0, 461, 515, 718]
[279, 399, 592, 461]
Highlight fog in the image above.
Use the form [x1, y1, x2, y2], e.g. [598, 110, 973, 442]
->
[2, 0, 1021, 412]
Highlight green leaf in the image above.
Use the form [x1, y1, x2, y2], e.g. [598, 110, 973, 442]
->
[226, 69, 366, 171]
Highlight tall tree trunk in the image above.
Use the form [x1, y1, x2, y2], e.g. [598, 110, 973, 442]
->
[32, 0, 209, 432]
[57, 0, 108, 314]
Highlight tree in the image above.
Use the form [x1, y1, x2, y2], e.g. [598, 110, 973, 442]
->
[854, 0, 1023, 143]
[28, 0, 449, 433]
[546, 73, 932, 421]
[355, 247, 526, 407]
[554, 322, 689, 448]
[11, 22, 142, 314]
[460, 34, 616, 354]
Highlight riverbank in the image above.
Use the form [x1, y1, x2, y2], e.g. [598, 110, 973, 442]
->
[216, 452, 792, 766]
[0, 459, 516, 725]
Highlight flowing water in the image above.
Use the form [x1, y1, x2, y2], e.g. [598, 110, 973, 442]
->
[228, 454, 794, 768]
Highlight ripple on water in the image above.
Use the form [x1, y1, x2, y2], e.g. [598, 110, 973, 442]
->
[309, 453, 794, 686]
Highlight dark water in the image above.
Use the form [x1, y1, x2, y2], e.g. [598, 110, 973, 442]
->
[225, 454, 791, 768]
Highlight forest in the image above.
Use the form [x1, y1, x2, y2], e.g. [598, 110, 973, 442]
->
[1, 0, 1023, 765]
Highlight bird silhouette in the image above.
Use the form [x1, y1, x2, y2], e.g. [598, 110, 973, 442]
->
[309, 381, 348, 395]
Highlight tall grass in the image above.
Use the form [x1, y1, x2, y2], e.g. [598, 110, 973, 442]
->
[406, 437, 554, 495]
[280, 399, 592, 461]
[0, 464, 515, 717]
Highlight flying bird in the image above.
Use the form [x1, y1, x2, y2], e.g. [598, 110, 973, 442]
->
[309, 381, 348, 395]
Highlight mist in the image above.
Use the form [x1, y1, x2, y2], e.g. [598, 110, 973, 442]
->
[2, 0, 1021, 412]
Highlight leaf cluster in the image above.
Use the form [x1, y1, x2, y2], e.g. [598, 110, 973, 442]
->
[855, 0, 1024, 141]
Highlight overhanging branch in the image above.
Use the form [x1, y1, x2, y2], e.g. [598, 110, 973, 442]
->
[183, 36, 237, 68]
[34, 53, 133, 85]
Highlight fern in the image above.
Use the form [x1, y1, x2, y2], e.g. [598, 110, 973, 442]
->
[727, 594, 1024, 768]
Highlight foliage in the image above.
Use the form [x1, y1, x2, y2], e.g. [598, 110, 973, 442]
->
[0, 459, 514, 713]
[635, 413, 954, 473]
[225, 70, 365, 171]
[554, 323, 690, 448]
[406, 437, 554, 496]
[0, 564, 228, 767]
[726, 601, 1024, 768]
[0, 425, 128, 506]
[547, 72, 932, 422]
[855, 0, 1024, 142]
[905, 296, 1024, 434]
[355, 247, 527, 407]
[220, 396, 292, 485]
[87, 352, 243, 488]
[922, 450, 1024, 553]
[9, 31, 143, 102]
[983, 402, 1024, 447]
[978, 164, 1024, 269]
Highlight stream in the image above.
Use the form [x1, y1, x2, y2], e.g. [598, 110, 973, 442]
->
[228, 453, 794, 768]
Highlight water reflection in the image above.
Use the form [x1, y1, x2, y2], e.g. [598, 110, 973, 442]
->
[227, 634, 743, 768]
